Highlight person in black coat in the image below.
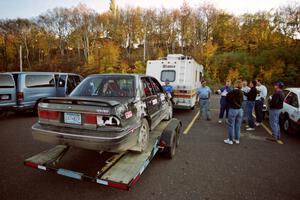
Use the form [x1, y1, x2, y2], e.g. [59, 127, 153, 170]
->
[244, 80, 258, 130]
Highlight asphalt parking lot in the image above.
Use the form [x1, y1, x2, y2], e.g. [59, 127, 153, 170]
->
[0, 95, 300, 200]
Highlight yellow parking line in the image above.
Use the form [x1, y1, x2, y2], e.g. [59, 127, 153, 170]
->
[252, 114, 284, 145]
[183, 111, 200, 135]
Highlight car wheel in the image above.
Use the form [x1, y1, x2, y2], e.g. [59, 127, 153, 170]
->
[282, 116, 291, 134]
[137, 119, 149, 152]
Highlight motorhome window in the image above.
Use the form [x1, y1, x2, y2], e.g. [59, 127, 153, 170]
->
[0, 74, 15, 88]
[161, 70, 176, 82]
[199, 72, 202, 81]
[25, 75, 55, 88]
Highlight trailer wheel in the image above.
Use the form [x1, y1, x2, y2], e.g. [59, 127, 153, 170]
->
[163, 131, 177, 159]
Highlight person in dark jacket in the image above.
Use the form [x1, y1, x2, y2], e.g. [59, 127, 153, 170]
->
[244, 80, 258, 131]
[217, 80, 232, 123]
[269, 82, 285, 140]
[224, 80, 244, 145]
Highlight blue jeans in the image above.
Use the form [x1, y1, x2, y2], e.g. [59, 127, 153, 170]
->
[199, 99, 211, 119]
[255, 99, 264, 123]
[269, 109, 281, 139]
[246, 101, 255, 128]
[219, 97, 228, 119]
[227, 108, 243, 141]
[242, 101, 248, 121]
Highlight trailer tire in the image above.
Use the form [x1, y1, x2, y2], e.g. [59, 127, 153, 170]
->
[162, 131, 177, 159]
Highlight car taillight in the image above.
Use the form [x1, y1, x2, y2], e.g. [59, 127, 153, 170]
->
[38, 109, 59, 120]
[17, 92, 24, 101]
[84, 114, 97, 124]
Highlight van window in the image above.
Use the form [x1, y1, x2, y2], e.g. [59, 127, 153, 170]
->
[58, 75, 67, 87]
[25, 75, 55, 88]
[161, 70, 176, 82]
[73, 76, 82, 86]
[0, 74, 14, 88]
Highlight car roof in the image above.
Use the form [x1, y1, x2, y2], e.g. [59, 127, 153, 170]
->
[285, 88, 300, 94]
[87, 73, 152, 79]
[10, 72, 79, 75]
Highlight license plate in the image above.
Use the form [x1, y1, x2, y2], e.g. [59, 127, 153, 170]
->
[0, 95, 10, 100]
[64, 113, 81, 125]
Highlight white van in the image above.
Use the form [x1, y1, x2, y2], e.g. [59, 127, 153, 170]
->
[146, 54, 204, 109]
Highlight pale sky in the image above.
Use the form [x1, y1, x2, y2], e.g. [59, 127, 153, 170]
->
[0, 0, 296, 19]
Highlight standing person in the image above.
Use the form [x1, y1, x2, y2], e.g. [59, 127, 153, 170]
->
[241, 80, 250, 123]
[162, 80, 174, 103]
[244, 80, 258, 131]
[162, 80, 173, 94]
[269, 82, 285, 141]
[217, 80, 232, 123]
[197, 80, 212, 121]
[224, 80, 244, 145]
[255, 79, 267, 126]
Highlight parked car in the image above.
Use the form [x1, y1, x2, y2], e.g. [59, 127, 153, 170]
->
[0, 73, 16, 117]
[279, 88, 300, 134]
[32, 74, 173, 153]
[11, 72, 83, 112]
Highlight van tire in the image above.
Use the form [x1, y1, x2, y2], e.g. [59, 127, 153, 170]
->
[33, 100, 42, 115]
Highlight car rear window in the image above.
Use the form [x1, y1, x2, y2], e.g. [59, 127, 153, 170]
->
[0, 74, 15, 88]
[161, 70, 176, 82]
[25, 75, 55, 88]
[71, 75, 135, 97]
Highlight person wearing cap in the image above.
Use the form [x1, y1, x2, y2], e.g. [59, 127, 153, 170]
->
[197, 80, 212, 120]
[224, 80, 244, 145]
[268, 82, 285, 140]
[217, 80, 232, 123]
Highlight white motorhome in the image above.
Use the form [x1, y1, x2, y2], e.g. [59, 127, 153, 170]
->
[146, 54, 204, 109]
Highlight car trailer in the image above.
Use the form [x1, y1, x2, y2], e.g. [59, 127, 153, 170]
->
[24, 118, 182, 190]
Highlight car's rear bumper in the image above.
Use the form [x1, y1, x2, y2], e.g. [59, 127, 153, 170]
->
[32, 123, 140, 153]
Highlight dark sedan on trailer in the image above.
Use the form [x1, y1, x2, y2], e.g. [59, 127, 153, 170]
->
[32, 74, 173, 153]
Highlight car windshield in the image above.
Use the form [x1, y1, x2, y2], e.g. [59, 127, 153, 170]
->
[70, 75, 135, 97]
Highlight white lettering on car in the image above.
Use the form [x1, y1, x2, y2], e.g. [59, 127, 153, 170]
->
[96, 109, 110, 115]
[152, 99, 158, 105]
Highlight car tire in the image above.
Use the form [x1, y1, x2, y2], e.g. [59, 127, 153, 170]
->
[137, 119, 150, 152]
[281, 115, 291, 134]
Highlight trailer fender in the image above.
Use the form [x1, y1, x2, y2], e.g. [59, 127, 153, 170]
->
[159, 119, 182, 159]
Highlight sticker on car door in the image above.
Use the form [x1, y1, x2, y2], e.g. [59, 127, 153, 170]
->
[152, 99, 158, 105]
